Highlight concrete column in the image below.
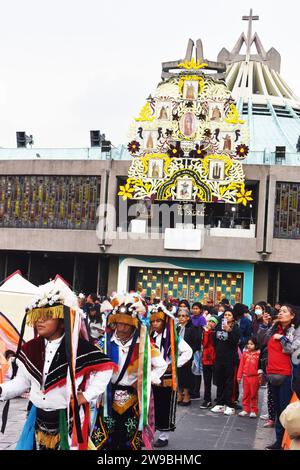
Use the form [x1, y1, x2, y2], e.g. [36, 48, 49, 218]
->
[265, 173, 277, 253]
[255, 170, 267, 253]
[253, 264, 268, 302]
[94, 255, 99, 295]
[107, 256, 120, 294]
[27, 253, 32, 281]
[105, 161, 130, 245]
[275, 266, 280, 303]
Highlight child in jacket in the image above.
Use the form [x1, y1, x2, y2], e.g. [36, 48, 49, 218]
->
[237, 337, 263, 418]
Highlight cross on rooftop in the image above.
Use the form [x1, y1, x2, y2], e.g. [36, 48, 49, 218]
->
[242, 8, 259, 60]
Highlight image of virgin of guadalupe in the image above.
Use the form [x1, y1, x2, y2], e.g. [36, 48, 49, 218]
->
[180, 112, 196, 137]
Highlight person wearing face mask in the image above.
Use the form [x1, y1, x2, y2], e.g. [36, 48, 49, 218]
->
[217, 304, 225, 317]
[252, 301, 267, 336]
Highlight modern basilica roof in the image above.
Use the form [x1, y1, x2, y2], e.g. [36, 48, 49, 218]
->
[221, 9, 300, 163]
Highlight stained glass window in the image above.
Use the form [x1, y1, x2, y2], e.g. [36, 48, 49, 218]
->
[274, 182, 300, 239]
[0, 176, 100, 230]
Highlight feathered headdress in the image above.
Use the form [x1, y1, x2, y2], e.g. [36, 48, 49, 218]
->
[107, 303, 140, 329]
[1, 276, 86, 449]
[104, 292, 151, 446]
[150, 302, 178, 392]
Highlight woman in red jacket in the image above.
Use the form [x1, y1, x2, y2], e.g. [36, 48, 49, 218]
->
[237, 337, 263, 418]
[264, 304, 300, 450]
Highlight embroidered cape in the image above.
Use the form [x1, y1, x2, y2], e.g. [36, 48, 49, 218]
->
[18, 335, 116, 393]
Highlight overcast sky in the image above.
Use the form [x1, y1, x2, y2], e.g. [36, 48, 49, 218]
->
[0, 0, 299, 149]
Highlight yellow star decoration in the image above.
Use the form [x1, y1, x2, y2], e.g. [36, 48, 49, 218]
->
[178, 58, 208, 70]
[134, 102, 155, 122]
[236, 187, 253, 206]
[225, 104, 245, 124]
[118, 183, 135, 200]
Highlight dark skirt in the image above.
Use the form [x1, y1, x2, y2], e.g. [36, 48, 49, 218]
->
[153, 385, 177, 432]
[177, 359, 194, 391]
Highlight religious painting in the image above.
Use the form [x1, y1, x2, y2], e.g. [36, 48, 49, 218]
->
[176, 178, 193, 200]
[148, 159, 164, 179]
[156, 102, 171, 121]
[183, 81, 198, 100]
[142, 131, 156, 150]
[208, 160, 225, 181]
[179, 112, 197, 138]
[216, 131, 236, 152]
[209, 103, 223, 122]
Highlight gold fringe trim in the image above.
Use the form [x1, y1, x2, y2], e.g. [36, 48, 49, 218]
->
[161, 379, 173, 388]
[26, 305, 65, 325]
[150, 312, 165, 322]
[112, 394, 138, 415]
[108, 313, 138, 328]
[36, 430, 60, 449]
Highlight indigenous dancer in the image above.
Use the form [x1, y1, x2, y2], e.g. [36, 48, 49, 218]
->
[0, 278, 115, 450]
[150, 303, 192, 447]
[90, 294, 167, 450]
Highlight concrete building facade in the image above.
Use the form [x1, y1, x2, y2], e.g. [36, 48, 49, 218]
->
[1, 11, 300, 306]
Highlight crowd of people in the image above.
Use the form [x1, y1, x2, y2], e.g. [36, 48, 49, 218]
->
[1, 285, 300, 451]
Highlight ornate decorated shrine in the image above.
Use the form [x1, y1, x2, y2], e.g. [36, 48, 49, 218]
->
[119, 59, 252, 207]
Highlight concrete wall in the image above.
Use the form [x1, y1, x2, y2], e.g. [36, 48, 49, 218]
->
[253, 263, 269, 303]
[0, 228, 101, 253]
[107, 256, 119, 294]
[0, 160, 300, 265]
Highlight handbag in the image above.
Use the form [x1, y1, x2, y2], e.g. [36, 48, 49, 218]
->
[280, 401, 300, 439]
[267, 374, 287, 386]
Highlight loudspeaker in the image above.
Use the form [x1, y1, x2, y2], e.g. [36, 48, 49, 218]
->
[101, 140, 111, 152]
[16, 131, 27, 147]
[90, 130, 101, 147]
[275, 146, 286, 163]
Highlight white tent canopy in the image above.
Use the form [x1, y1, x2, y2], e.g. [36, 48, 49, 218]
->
[0, 271, 39, 341]
[0, 271, 39, 295]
